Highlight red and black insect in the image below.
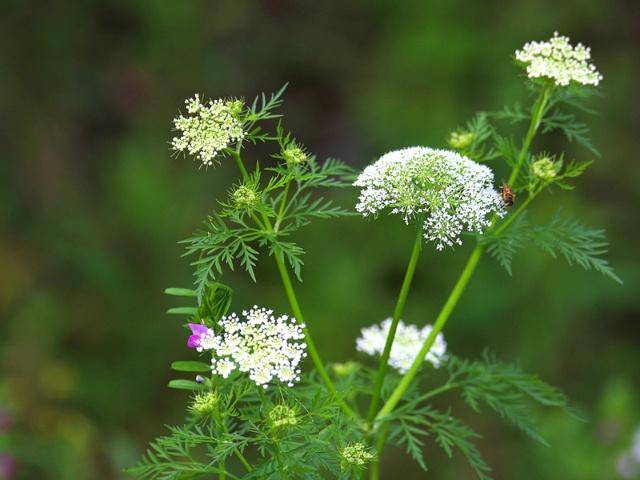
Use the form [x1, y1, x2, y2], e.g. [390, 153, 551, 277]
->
[500, 182, 515, 207]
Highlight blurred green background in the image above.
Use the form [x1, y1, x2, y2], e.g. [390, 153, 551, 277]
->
[1, 1, 638, 479]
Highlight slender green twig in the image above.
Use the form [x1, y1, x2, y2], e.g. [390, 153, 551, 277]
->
[508, 85, 552, 186]
[367, 229, 422, 422]
[376, 244, 484, 421]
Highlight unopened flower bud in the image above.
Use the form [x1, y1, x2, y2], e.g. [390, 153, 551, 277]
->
[190, 392, 220, 416]
[282, 144, 308, 166]
[531, 156, 559, 181]
[332, 361, 359, 377]
[268, 405, 298, 429]
[341, 443, 375, 469]
[448, 130, 474, 150]
[231, 185, 259, 210]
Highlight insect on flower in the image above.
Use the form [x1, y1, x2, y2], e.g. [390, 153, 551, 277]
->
[500, 182, 515, 207]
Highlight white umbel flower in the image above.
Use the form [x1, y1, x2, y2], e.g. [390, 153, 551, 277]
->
[354, 147, 504, 250]
[172, 94, 245, 166]
[207, 306, 307, 388]
[356, 318, 447, 373]
[515, 32, 603, 86]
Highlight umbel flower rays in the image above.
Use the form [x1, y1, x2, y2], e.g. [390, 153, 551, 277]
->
[354, 147, 505, 250]
[188, 306, 307, 388]
[356, 318, 447, 373]
[515, 31, 603, 86]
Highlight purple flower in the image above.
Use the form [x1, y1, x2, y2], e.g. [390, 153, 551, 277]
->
[187, 323, 216, 352]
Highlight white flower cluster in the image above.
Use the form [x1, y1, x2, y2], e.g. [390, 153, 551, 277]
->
[515, 32, 602, 86]
[354, 147, 504, 250]
[171, 94, 245, 166]
[206, 307, 307, 388]
[617, 426, 640, 479]
[356, 318, 447, 373]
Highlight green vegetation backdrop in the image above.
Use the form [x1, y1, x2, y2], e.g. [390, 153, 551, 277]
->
[1, 1, 638, 479]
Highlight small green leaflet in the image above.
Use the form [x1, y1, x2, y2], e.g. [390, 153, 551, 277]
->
[171, 361, 210, 373]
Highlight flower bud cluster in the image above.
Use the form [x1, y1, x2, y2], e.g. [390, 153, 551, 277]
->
[268, 405, 298, 429]
[448, 130, 475, 150]
[282, 143, 308, 166]
[189, 392, 220, 416]
[531, 156, 560, 182]
[341, 443, 375, 468]
[231, 184, 260, 210]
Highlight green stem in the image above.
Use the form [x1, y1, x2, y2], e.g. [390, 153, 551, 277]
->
[376, 244, 484, 421]
[372, 86, 553, 425]
[507, 86, 551, 186]
[367, 229, 422, 422]
[274, 181, 291, 231]
[234, 450, 253, 472]
[369, 424, 389, 480]
[232, 150, 250, 179]
[274, 252, 357, 418]
[230, 151, 354, 418]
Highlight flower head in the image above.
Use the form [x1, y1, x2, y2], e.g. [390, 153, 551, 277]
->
[267, 404, 298, 429]
[172, 94, 245, 166]
[515, 32, 602, 87]
[190, 392, 220, 416]
[231, 184, 260, 210]
[354, 147, 504, 250]
[356, 318, 447, 373]
[448, 130, 474, 150]
[282, 143, 308, 166]
[531, 156, 560, 182]
[186, 307, 307, 388]
[341, 443, 375, 469]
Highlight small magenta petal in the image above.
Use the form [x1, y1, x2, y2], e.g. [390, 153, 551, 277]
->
[187, 334, 201, 349]
[188, 323, 208, 335]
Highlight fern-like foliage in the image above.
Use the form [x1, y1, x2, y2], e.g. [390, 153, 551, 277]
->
[445, 354, 572, 446]
[486, 212, 621, 284]
[387, 402, 492, 479]
[384, 352, 573, 480]
[530, 213, 622, 283]
[183, 153, 354, 295]
[130, 372, 364, 480]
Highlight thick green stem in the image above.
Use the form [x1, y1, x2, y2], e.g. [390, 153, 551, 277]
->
[376, 245, 484, 421]
[367, 230, 422, 422]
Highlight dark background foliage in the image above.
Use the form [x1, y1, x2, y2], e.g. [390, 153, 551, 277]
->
[1, 1, 638, 479]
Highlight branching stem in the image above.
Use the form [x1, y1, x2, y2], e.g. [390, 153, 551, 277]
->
[232, 151, 357, 419]
[374, 85, 552, 428]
